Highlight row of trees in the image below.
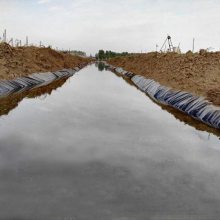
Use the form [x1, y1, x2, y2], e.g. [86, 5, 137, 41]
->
[95, 50, 129, 60]
[62, 50, 87, 57]
[70, 50, 87, 57]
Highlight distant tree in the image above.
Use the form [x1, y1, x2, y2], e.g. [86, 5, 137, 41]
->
[98, 50, 105, 60]
[95, 50, 129, 60]
[105, 51, 110, 59]
[62, 50, 87, 57]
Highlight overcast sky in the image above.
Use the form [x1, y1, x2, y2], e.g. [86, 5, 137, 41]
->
[1, 0, 220, 55]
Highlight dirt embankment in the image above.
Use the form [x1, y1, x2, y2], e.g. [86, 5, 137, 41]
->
[0, 43, 92, 80]
[109, 51, 220, 106]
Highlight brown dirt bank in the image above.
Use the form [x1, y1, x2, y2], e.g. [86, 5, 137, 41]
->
[0, 42, 92, 80]
[109, 52, 220, 106]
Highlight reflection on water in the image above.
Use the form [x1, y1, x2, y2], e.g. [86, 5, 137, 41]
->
[1, 65, 219, 138]
[96, 62, 106, 71]
[0, 65, 220, 220]
[0, 77, 68, 117]
[106, 65, 220, 138]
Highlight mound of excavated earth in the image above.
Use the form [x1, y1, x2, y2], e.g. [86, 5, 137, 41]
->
[0, 43, 92, 80]
[109, 51, 220, 106]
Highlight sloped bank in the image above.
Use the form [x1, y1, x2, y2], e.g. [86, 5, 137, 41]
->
[0, 43, 93, 80]
[108, 52, 220, 106]
[105, 62, 220, 129]
[0, 63, 89, 97]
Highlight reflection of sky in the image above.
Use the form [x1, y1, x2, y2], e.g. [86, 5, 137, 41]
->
[0, 65, 220, 219]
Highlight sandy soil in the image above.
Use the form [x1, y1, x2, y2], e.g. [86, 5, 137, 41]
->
[109, 51, 220, 106]
[0, 42, 92, 80]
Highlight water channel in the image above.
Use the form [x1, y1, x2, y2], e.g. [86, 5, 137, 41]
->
[0, 64, 219, 220]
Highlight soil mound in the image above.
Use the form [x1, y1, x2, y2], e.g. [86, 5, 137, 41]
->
[109, 52, 220, 105]
[0, 43, 92, 80]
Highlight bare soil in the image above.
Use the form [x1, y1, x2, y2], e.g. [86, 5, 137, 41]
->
[109, 51, 220, 106]
[0, 43, 92, 80]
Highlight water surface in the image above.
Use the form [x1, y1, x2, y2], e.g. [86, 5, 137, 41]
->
[0, 65, 219, 220]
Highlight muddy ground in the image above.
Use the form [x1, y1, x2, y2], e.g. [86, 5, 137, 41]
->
[109, 51, 220, 106]
[0, 43, 92, 80]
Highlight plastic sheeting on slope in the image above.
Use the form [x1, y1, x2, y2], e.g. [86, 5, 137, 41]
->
[0, 67, 81, 97]
[106, 63, 220, 129]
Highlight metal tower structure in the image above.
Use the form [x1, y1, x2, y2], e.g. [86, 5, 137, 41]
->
[160, 35, 174, 52]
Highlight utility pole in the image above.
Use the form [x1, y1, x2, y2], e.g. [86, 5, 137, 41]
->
[192, 38, 195, 52]
[3, 29, 6, 42]
[26, 36, 28, 46]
